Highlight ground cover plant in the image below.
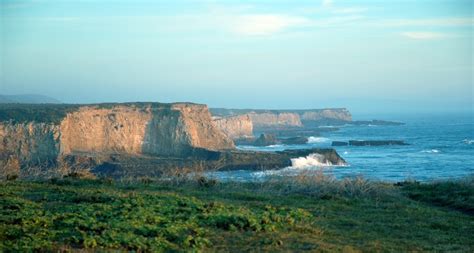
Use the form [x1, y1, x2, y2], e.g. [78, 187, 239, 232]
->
[0, 175, 473, 252]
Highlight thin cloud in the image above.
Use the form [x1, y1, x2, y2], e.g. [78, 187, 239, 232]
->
[333, 7, 368, 14]
[382, 18, 472, 27]
[400, 32, 446, 40]
[322, 0, 333, 7]
[231, 14, 310, 36]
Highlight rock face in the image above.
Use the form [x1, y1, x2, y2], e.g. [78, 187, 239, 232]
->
[0, 123, 61, 167]
[213, 115, 253, 139]
[300, 109, 352, 122]
[0, 103, 235, 173]
[59, 104, 234, 156]
[248, 112, 302, 128]
[90, 148, 347, 178]
[253, 133, 278, 146]
[209, 108, 352, 129]
[1, 103, 349, 179]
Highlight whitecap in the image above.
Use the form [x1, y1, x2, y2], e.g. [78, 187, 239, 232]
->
[266, 144, 284, 148]
[291, 153, 333, 168]
[307, 136, 330, 144]
[463, 139, 474, 145]
[421, 149, 440, 153]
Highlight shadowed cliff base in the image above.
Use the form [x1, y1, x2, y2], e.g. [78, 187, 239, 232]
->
[0, 102, 347, 180]
[2, 148, 346, 180]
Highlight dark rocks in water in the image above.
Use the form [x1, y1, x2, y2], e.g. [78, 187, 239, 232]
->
[254, 133, 278, 146]
[82, 148, 348, 178]
[235, 134, 308, 146]
[234, 137, 257, 146]
[234, 133, 278, 146]
[280, 136, 308, 145]
[332, 141, 349, 146]
[331, 140, 408, 147]
[352, 120, 404, 126]
[348, 140, 407, 146]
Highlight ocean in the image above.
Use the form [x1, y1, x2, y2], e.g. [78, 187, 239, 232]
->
[208, 113, 474, 182]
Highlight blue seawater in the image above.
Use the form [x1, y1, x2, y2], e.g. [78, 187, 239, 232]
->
[208, 113, 474, 182]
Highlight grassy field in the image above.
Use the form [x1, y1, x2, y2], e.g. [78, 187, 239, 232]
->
[1, 175, 473, 252]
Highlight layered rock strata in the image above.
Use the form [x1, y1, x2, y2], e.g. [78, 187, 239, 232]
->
[0, 103, 235, 174]
[213, 115, 253, 139]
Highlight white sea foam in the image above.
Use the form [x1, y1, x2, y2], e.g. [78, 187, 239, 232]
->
[307, 137, 330, 144]
[250, 153, 346, 178]
[463, 139, 474, 145]
[421, 149, 440, 153]
[343, 151, 349, 155]
[266, 144, 284, 148]
[290, 153, 332, 168]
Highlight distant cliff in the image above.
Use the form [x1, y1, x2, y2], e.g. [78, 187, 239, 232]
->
[248, 112, 302, 128]
[1, 104, 350, 179]
[300, 109, 352, 122]
[210, 108, 352, 129]
[213, 115, 253, 139]
[0, 103, 235, 173]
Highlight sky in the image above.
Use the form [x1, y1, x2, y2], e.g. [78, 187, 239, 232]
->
[0, 0, 473, 114]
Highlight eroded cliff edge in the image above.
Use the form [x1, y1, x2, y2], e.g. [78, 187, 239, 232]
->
[0, 103, 233, 174]
[210, 108, 352, 129]
[0, 103, 346, 178]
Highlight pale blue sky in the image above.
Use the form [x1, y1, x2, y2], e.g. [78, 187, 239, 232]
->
[0, 0, 472, 114]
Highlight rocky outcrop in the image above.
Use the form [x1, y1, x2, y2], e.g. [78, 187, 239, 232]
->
[300, 109, 352, 122]
[234, 134, 308, 146]
[0, 122, 61, 167]
[348, 140, 407, 146]
[332, 141, 349, 146]
[280, 136, 308, 145]
[213, 115, 253, 139]
[91, 148, 347, 177]
[59, 104, 234, 156]
[210, 108, 352, 129]
[248, 112, 302, 128]
[1, 103, 349, 179]
[331, 140, 407, 146]
[0, 103, 235, 175]
[253, 133, 278, 146]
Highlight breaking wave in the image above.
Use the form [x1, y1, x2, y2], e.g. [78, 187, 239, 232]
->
[421, 149, 440, 153]
[463, 139, 474, 145]
[307, 137, 330, 144]
[266, 144, 285, 148]
[290, 153, 333, 168]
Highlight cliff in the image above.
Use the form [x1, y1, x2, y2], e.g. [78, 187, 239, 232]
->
[210, 108, 352, 129]
[213, 115, 253, 139]
[300, 108, 352, 122]
[0, 103, 235, 173]
[248, 112, 302, 128]
[1, 103, 348, 179]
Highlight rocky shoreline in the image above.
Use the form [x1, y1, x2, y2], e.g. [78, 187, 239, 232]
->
[0, 103, 347, 179]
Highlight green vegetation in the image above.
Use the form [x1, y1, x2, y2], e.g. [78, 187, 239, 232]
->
[0, 102, 184, 124]
[1, 176, 473, 252]
[0, 104, 79, 124]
